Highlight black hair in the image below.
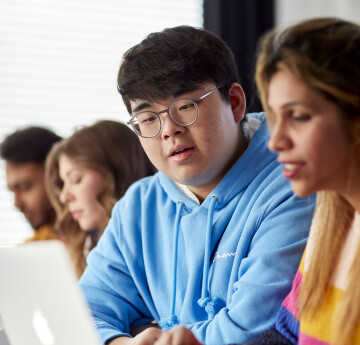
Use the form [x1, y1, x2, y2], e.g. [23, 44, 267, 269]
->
[0, 126, 62, 164]
[118, 25, 241, 114]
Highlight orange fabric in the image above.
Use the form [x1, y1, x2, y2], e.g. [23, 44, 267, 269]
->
[26, 224, 58, 242]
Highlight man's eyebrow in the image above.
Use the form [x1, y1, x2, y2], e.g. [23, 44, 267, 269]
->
[132, 101, 153, 114]
[9, 179, 31, 191]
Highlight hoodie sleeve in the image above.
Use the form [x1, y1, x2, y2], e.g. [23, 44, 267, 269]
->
[79, 172, 313, 345]
[187, 193, 314, 344]
[79, 201, 154, 344]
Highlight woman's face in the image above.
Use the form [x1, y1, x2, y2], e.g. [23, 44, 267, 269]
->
[58, 154, 108, 232]
[267, 68, 354, 198]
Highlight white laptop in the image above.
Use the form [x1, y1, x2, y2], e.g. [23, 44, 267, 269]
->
[0, 241, 101, 345]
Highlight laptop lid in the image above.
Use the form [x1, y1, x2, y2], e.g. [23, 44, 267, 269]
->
[0, 241, 101, 345]
[0, 315, 10, 345]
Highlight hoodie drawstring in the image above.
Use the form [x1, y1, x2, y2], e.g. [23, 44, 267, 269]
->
[159, 200, 184, 329]
[159, 195, 219, 329]
[197, 194, 219, 320]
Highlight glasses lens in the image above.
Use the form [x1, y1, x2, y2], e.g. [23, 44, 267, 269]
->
[169, 99, 198, 126]
[132, 112, 160, 138]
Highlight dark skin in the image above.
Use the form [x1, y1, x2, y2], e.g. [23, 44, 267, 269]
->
[6, 161, 54, 229]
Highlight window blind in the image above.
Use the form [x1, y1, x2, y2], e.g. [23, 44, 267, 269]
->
[0, 0, 203, 246]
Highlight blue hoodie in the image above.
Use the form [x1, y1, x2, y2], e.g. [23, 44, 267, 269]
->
[80, 113, 315, 345]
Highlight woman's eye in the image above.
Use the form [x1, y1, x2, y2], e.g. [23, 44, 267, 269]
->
[291, 113, 311, 122]
[71, 177, 81, 184]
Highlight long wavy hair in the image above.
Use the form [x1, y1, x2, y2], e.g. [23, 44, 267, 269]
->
[45, 120, 156, 277]
[255, 18, 360, 344]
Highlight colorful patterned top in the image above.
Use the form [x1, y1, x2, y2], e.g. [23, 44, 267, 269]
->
[248, 212, 360, 345]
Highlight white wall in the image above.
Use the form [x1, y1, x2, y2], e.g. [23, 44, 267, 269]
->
[276, 0, 360, 26]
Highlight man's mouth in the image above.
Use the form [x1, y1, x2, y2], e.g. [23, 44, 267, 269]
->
[169, 145, 194, 163]
[22, 209, 31, 220]
[171, 147, 192, 156]
[169, 144, 194, 156]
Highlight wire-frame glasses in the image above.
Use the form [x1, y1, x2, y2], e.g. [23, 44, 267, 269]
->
[126, 86, 221, 138]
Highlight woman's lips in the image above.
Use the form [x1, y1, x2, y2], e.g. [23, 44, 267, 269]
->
[282, 163, 304, 179]
[71, 210, 83, 221]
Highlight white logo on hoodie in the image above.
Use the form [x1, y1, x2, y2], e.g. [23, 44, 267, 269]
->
[213, 251, 236, 262]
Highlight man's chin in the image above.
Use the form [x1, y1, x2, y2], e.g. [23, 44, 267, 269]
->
[29, 219, 46, 230]
[24, 209, 54, 229]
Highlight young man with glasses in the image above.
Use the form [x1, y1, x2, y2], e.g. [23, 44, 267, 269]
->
[79, 26, 315, 345]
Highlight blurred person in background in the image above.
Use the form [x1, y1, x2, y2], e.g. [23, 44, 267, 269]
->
[0, 126, 62, 241]
[45, 120, 156, 277]
[248, 16, 360, 345]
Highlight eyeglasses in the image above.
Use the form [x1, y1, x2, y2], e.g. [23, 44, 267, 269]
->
[126, 86, 221, 138]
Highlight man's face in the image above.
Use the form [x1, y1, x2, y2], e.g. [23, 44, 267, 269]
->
[6, 162, 53, 229]
[130, 82, 246, 202]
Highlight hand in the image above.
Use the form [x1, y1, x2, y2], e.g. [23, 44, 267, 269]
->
[108, 328, 162, 345]
[154, 327, 203, 345]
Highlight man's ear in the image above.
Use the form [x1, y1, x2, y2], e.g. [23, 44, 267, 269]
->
[228, 83, 246, 124]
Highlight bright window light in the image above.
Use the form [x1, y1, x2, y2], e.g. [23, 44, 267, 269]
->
[0, 0, 203, 245]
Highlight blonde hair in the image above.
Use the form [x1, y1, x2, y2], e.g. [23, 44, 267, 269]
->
[45, 120, 156, 277]
[255, 18, 360, 344]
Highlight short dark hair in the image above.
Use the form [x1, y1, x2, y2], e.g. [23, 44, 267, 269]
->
[117, 25, 241, 114]
[0, 126, 62, 164]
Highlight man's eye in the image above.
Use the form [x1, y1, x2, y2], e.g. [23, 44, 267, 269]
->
[179, 103, 195, 111]
[140, 114, 157, 124]
[18, 183, 32, 192]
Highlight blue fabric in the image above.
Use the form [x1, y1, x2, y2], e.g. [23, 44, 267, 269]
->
[159, 200, 184, 329]
[275, 306, 299, 345]
[79, 113, 315, 345]
[247, 328, 294, 345]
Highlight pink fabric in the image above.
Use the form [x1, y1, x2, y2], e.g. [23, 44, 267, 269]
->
[282, 269, 302, 317]
[299, 332, 329, 345]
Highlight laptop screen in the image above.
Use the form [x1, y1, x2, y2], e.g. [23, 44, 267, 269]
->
[0, 241, 101, 345]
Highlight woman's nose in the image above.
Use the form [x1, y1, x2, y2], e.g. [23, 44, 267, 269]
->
[59, 185, 72, 205]
[267, 123, 292, 153]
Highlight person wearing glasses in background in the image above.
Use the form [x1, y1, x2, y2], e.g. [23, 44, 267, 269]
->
[79, 26, 315, 345]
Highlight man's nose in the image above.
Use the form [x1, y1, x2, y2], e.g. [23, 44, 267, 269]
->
[14, 192, 24, 210]
[160, 112, 185, 139]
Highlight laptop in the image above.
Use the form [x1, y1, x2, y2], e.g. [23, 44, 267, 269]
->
[0, 241, 101, 345]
